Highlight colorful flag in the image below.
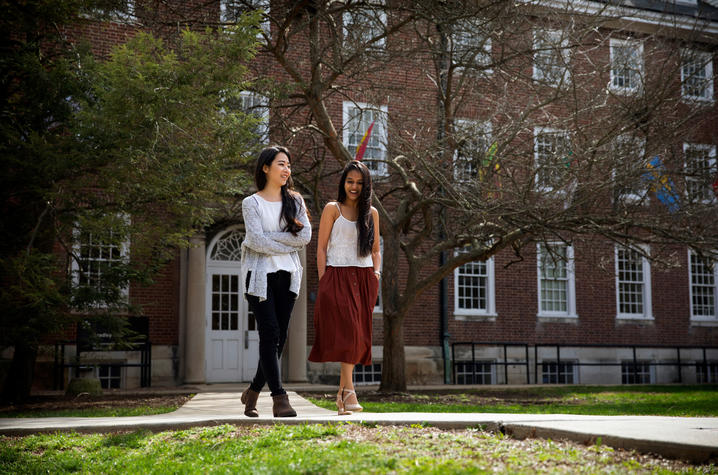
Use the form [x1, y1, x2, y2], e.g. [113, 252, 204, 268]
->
[482, 142, 498, 168]
[642, 156, 680, 213]
[354, 121, 374, 161]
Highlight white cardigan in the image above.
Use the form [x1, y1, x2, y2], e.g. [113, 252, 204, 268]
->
[240, 193, 312, 301]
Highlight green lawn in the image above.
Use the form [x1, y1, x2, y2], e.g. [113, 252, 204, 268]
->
[1, 424, 711, 474]
[306, 385, 718, 417]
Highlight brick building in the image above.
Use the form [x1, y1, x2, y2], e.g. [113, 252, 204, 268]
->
[38, 0, 718, 390]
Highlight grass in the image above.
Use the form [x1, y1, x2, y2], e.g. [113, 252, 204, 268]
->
[306, 385, 718, 417]
[1, 423, 712, 474]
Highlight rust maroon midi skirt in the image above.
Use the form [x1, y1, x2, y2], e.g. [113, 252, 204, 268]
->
[308, 266, 379, 366]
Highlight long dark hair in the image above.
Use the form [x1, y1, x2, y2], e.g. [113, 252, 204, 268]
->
[254, 145, 304, 235]
[337, 160, 374, 257]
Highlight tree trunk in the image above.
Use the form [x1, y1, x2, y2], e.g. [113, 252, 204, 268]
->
[2, 341, 37, 403]
[379, 310, 406, 392]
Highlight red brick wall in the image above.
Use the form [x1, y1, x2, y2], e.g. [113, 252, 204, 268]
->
[56, 1, 718, 353]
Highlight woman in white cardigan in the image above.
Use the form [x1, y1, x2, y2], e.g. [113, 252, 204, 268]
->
[240, 146, 311, 418]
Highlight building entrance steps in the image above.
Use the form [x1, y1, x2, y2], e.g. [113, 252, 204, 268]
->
[1, 388, 717, 463]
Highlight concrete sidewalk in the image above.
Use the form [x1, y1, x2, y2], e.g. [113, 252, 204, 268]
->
[1, 389, 717, 463]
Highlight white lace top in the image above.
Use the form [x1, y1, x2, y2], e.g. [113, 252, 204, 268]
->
[326, 202, 373, 268]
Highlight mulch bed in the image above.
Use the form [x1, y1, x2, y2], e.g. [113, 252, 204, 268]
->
[0, 394, 194, 414]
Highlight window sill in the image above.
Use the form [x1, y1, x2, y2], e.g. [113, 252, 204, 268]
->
[690, 318, 718, 327]
[616, 314, 654, 324]
[608, 86, 642, 96]
[454, 313, 497, 322]
[537, 314, 579, 323]
[681, 96, 715, 106]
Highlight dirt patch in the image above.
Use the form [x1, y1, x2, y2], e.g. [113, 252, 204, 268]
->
[301, 391, 569, 407]
[0, 394, 193, 415]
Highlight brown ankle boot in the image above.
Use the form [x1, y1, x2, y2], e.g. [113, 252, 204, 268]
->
[272, 393, 297, 417]
[240, 387, 260, 417]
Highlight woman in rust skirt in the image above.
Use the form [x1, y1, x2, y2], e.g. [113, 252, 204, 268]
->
[309, 161, 381, 415]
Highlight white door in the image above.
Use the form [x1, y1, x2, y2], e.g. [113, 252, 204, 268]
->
[205, 227, 259, 383]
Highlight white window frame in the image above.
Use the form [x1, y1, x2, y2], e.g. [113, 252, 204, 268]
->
[533, 28, 570, 86]
[537, 243, 578, 319]
[342, 101, 389, 177]
[612, 134, 647, 205]
[98, 364, 123, 389]
[541, 360, 579, 384]
[534, 127, 571, 193]
[609, 38, 644, 95]
[615, 244, 653, 321]
[621, 360, 655, 384]
[688, 250, 718, 323]
[453, 119, 492, 183]
[220, 0, 270, 37]
[451, 18, 492, 74]
[455, 360, 496, 385]
[240, 90, 270, 144]
[681, 49, 714, 103]
[342, 1, 387, 50]
[683, 143, 717, 204]
[353, 362, 382, 385]
[453, 252, 496, 319]
[71, 216, 131, 306]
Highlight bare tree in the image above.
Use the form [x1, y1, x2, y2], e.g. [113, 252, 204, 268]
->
[240, 0, 717, 390]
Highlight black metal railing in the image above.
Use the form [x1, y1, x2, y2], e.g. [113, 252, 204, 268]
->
[53, 339, 152, 390]
[534, 343, 718, 385]
[451, 341, 717, 384]
[451, 342, 530, 384]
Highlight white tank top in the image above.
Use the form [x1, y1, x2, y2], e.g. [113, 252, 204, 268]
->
[326, 202, 373, 268]
[254, 194, 298, 274]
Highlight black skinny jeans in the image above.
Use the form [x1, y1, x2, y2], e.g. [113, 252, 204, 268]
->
[245, 270, 296, 396]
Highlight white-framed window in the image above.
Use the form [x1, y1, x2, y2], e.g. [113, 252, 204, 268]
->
[615, 245, 653, 320]
[455, 360, 495, 384]
[689, 250, 718, 322]
[684, 143, 717, 204]
[453, 119, 492, 183]
[452, 18, 492, 73]
[612, 134, 647, 204]
[98, 364, 122, 389]
[681, 49, 714, 103]
[343, 101, 388, 177]
[541, 361, 578, 384]
[240, 91, 270, 144]
[621, 360, 654, 384]
[354, 363, 381, 385]
[533, 29, 570, 86]
[220, 90, 269, 144]
[71, 219, 130, 304]
[220, 0, 270, 36]
[343, 1, 386, 50]
[537, 243, 577, 318]
[454, 252, 496, 318]
[374, 237, 384, 314]
[534, 127, 571, 192]
[696, 362, 718, 383]
[610, 38, 643, 94]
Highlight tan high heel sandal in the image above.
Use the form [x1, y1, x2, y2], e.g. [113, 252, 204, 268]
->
[340, 388, 363, 413]
[336, 388, 354, 416]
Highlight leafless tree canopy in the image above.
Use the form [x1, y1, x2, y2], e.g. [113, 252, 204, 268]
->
[216, 0, 717, 389]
